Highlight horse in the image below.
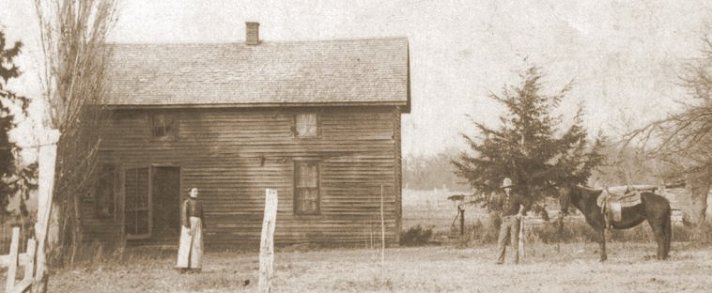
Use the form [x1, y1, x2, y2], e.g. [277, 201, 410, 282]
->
[558, 185, 672, 261]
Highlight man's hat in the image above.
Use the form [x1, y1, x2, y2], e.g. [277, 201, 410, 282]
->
[501, 177, 513, 189]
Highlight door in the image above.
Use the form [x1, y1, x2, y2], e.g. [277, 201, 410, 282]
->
[152, 166, 181, 242]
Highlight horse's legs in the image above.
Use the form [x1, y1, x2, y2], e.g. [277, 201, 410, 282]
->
[663, 212, 672, 259]
[599, 228, 607, 262]
[648, 219, 666, 260]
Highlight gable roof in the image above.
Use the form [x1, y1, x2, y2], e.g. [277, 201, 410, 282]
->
[105, 37, 410, 111]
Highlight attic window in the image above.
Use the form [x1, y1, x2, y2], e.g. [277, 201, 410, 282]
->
[150, 113, 176, 140]
[294, 113, 318, 137]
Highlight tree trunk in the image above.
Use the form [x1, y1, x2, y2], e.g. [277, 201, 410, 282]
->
[70, 193, 83, 265]
[682, 167, 711, 229]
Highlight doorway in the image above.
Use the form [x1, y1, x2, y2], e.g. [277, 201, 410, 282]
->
[151, 166, 181, 243]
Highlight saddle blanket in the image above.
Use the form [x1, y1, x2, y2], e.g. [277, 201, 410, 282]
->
[596, 186, 652, 222]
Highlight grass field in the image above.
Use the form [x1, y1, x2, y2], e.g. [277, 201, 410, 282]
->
[46, 242, 712, 292]
[7, 188, 707, 292]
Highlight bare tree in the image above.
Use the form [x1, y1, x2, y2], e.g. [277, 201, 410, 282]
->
[32, 0, 117, 291]
[625, 37, 712, 230]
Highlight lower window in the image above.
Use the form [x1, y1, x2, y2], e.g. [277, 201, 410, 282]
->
[294, 161, 319, 215]
[125, 167, 150, 238]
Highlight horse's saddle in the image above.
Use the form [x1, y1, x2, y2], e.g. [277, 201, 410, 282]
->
[596, 186, 654, 222]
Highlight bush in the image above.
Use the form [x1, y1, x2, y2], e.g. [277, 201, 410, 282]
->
[400, 225, 434, 246]
[677, 221, 712, 243]
[463, 214, 501, 245]
[450, 213, 504, 246]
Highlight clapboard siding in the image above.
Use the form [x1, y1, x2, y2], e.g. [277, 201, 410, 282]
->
[84, 106, 401, 248]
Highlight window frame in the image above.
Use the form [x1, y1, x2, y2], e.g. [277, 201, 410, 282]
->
[124, 167, 153, 240]
[293, 160, 321, 215]
[149, 112, 178, 141]
[293, 112, 320, 138]
[94, 164, 118, 219]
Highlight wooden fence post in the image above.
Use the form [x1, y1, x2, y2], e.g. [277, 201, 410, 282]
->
[33, 129, 60, 293]
[5, 227, 20, 292]
[459, 206, 465, 236]
[380, 185, 385, 277]
[18, 239, 38, 291]
[370, 221, 374, 249]
[1, 228, 35, 293]
[518, 217, 525, 259]
[259, 189, 278, 293]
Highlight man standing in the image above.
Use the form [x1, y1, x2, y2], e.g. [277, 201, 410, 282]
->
[496, 177, 528, 264]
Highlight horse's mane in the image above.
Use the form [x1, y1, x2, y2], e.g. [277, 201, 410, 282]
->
[573, 185, 603, 197]
[576, 185, 601, 192]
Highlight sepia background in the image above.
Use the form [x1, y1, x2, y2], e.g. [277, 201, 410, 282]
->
[3, 0, 712, 158]
[3, 1, 712, 292]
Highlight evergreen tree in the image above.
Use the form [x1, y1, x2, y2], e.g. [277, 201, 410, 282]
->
[452, 67, 605, 211]
[1, 30, 35, 214]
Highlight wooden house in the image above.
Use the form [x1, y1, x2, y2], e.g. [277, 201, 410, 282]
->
[84, 23, 410, 248]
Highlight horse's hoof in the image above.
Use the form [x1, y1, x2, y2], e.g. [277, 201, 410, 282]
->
[600, 256, 608, 262]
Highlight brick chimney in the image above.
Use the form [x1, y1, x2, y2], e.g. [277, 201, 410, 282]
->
[246, 22, 260, 45]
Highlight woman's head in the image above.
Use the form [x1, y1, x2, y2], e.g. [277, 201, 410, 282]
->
[189, 187, 199, 198]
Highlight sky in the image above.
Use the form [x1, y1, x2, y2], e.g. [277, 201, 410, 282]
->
[2, 0, 712, 157]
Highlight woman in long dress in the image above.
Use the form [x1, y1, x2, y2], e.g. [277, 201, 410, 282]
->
[176, 187, 205, 273]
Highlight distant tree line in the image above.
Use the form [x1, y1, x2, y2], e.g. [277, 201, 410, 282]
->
[404, 140, 680, 192]
[403, 148, 469, 190]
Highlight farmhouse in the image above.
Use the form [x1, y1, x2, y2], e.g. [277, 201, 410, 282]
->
[82, 22, 410, 248]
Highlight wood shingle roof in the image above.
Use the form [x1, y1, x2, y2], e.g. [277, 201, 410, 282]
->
[105, 37, 410, 110]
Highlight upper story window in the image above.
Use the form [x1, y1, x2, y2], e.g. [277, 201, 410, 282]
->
[294, 113, 318, 138]
[150, 113, 177, 140]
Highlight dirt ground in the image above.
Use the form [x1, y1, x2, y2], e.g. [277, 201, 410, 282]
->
[46, 242, 712, 293]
